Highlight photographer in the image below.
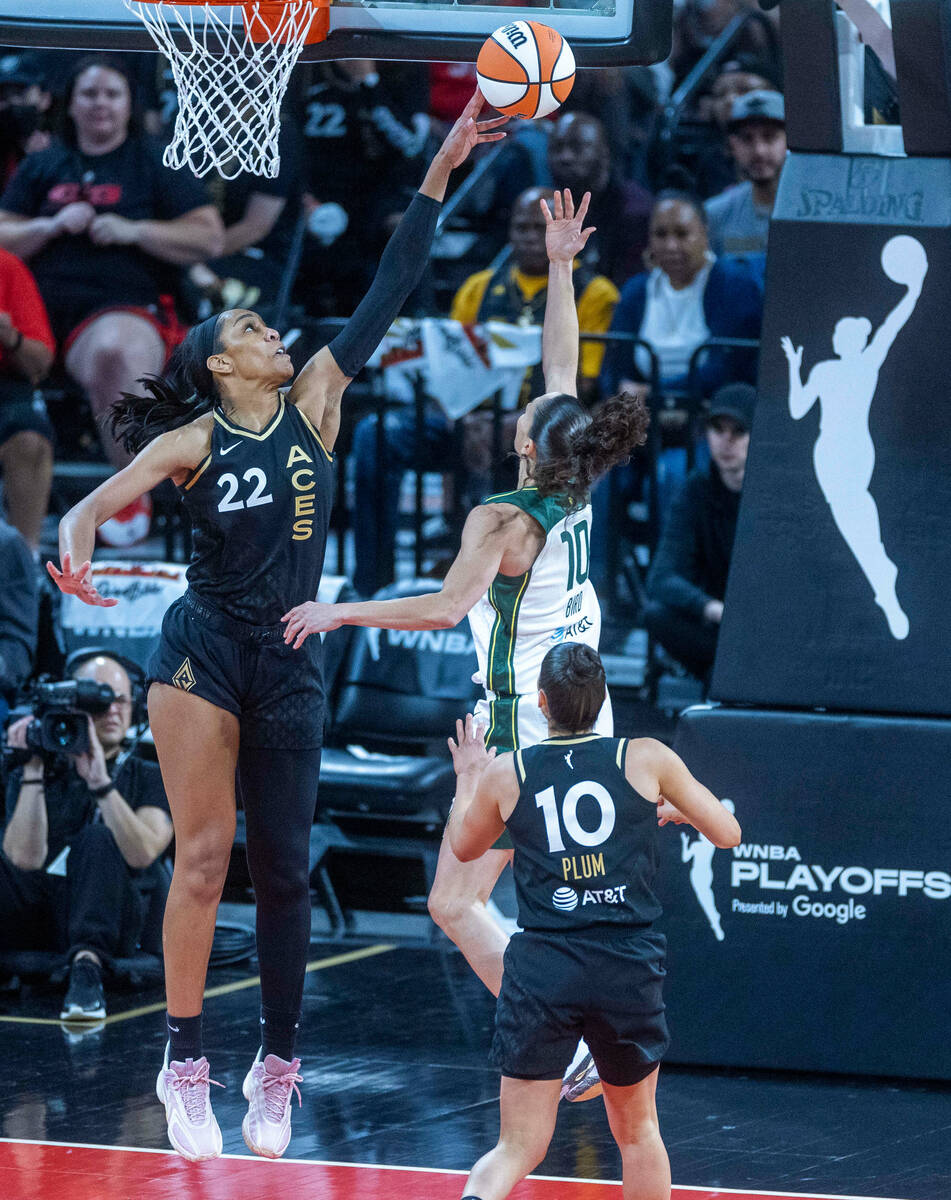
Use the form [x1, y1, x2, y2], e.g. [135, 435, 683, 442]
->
[0, 651, 172, 1021]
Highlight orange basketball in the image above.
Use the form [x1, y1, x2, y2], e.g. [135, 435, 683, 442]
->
[477, 21, 576, 120]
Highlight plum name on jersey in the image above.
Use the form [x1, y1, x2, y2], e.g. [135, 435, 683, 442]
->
[287, 443, 317, 541]
[561, 851, 605, 882]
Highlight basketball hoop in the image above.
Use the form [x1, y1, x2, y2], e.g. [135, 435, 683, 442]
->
[123, 1, 330, 178]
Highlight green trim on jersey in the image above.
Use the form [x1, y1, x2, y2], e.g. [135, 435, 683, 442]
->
[482, 486, 570, 535]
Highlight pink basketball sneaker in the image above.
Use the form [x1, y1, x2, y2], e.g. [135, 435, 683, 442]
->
[156, 1044, 224, 1162]
[242, 1049, 303, 1159]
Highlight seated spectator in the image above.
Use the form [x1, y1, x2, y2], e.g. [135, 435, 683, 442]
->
[188, 114, 304, 314]
[643, 383, 754, 683]
[0, 247, 55, 549]
[294, 60, 432, 318]
[350, 186, 618, 597]
[592, 194, 761, 600]
[705, 91, 786, 275]
[692, 54, 783, 198]
[601, 189, 762, 400]
[0, 515, 38, 721]
[0, 52, 53, 189]
[548, 112, 653, 286]
[1, 650, 173, 1021]
[0, 55, 223, 473]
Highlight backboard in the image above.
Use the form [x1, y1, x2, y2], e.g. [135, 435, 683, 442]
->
[0, 1, 671, 67]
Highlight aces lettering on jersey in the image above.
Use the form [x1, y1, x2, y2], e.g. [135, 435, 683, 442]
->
[287, 444, 317, 540]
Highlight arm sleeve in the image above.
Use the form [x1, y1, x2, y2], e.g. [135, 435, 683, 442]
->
[577, 275, 619, 379]
[646, 480, 712, 618]
[328, 189, 440, 379]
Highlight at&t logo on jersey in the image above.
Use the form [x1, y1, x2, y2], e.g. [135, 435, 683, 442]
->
[552, 886, 579, 911]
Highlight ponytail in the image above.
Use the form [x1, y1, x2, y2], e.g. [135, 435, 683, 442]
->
[529, 391, 650, 510]
[110, 314, 225, 455]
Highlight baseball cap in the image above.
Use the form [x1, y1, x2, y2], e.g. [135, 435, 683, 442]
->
[707, 383, 756, 431]
[0, 52, 44, 89]
[729, 89, 785, 130]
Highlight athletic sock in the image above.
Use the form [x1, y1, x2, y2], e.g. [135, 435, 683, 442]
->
[166, 1012, 203, 1063]
[260, 1005, 301, 1061]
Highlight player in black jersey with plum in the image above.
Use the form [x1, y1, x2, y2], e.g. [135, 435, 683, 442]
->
[45, 91, 507, 1164]
[446, 642, 740, 1200]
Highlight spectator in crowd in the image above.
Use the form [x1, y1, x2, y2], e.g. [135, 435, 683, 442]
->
[548, 112, 653, 286]
[1, 650, 173, 1021]
[705, 91, 786, 272]
[0, 247, 55, 550]
[0, 515, 38, 722]
[563, 66, 659, 184]
[0, 52, 53, 189]
[601, 189, 762, 400]
[592, 192, 761, 603]
[349, 186, 618, 597]
[188, 115, 304, 314]
[693, 54, 783, 197]
[0, 56, 223, 476]
[643, 383, 754, 683]
[670, 0, 780, 86]
[295, 60, 432, 318]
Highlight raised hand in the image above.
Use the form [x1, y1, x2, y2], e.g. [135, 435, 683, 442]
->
[447, 712, 495, 778]
[46, 551, 118, 608]
[438, 89, 509, 170]
[541, 189, 595, 264]
[780, 336, 803, 369]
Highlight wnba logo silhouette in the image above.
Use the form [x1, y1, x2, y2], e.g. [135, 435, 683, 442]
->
[781, 235, 928, 640]
[682, 800, 735, 941]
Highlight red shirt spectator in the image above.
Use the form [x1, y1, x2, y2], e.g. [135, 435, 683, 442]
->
[0, 245, 55, 376]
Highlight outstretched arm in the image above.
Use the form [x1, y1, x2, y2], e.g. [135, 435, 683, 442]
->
[781, 336, 820, 419]
[48, 422, 209, 607]
[289, 91, 507, 449]
[868, 276, 925, 368]
[281, 503, 513, 647]
[540, 189, 595, 397]
[632, 740, 740, 849]
[446, 715, 514, 862]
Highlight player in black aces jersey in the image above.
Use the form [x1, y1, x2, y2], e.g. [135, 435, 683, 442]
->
[46, 92, 508, 1165]
[446, 643, 740, 1200]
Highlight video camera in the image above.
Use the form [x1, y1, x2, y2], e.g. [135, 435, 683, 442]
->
[25, 679, 117, 757]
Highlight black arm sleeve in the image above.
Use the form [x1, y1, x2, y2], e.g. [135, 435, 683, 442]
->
[327, 190, 440, 379]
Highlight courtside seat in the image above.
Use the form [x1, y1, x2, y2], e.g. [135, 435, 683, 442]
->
[311, 579, 481, 935]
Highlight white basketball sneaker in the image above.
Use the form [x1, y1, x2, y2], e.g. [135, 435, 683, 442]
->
[561, 1039, 604, 1103]
[156, 1043, 224, 1162]
[242, 1049, 303, 1159]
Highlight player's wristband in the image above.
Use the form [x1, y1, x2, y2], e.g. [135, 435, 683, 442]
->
[328, 191, 441, 379]
[88, 781, 114, 800]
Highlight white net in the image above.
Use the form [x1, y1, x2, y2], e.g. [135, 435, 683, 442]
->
[123, 2, 321, 178]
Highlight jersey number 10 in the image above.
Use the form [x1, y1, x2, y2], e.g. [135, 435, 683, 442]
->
[535, 780, 616, 853]
[560, 519, 590, 591]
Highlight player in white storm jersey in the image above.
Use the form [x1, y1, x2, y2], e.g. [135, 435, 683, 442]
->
[281, 190, 649, 1098]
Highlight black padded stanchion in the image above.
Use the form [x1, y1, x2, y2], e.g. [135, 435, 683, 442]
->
[658, 705, 951, 1080]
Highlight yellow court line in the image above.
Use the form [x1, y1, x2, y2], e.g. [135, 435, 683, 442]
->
[0, 943, 397, 1029]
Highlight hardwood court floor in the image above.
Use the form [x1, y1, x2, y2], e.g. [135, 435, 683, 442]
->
[1, 941, 948, 1200]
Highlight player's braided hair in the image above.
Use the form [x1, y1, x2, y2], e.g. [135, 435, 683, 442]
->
[111, 314, 225, 455]
[528, 392, 650, 512]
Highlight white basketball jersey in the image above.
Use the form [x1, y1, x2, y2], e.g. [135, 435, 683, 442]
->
[467, 487, 608, 751]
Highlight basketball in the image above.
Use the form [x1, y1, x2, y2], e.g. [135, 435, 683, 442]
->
[476, 21, 576, 120]
[880, 234, 928, 286]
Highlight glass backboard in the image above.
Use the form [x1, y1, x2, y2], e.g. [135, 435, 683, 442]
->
[0, 1, 671, 66]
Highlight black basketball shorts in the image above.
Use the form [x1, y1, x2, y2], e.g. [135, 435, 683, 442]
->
[148, 591, 326, 749]
[491, 927, 669, 1087]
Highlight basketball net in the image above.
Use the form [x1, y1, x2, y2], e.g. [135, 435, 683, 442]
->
[123, 1, 331, 178]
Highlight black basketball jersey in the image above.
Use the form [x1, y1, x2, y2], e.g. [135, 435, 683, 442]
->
[506, 734, 662, 934]
[178, 398, 334, 625]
